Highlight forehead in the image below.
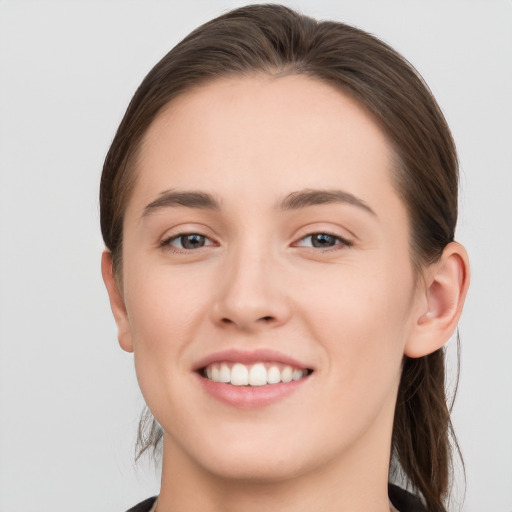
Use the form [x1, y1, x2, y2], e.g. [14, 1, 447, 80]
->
[132, 74, 398, 216]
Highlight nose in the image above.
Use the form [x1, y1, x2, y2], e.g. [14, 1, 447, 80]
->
[211, 244, 291, 332]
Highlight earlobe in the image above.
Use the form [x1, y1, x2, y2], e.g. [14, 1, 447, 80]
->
[405, 242, 470, 358]
[101, 250, 134, 353]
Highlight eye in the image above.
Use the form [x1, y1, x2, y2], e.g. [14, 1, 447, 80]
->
[295, 232, 351, 250]
[162, 233, 215, 251]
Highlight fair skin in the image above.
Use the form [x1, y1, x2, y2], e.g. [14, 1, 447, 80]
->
[102, 75, 469, 512]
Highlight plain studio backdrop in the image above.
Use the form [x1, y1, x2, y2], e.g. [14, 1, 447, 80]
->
[0, 1, 511, 511]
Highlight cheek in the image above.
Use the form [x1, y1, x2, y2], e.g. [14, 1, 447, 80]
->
[121, 256, 212, 394]
[299, 258, 415, 384]
[121, 263, 213, 420]
[124, 265, 208, 348]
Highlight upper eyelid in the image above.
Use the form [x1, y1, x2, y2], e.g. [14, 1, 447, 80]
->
[163, 232, 216, 245]
[161, 230, 349, 239]
[159, 225, 217, 243]
[293, 225, 353, 241]
[161, 230, 351, 248]
[295, 223, 357, 240]
[294, 232, 352, 246]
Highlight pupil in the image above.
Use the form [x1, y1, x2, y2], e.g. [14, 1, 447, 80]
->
[312, 234, 335, 248]
[182, 234, 204, 249]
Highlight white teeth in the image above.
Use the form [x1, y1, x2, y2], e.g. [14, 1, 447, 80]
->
[219, 363, 231, 383]
[281, 366, 293, 383]
[231, 363, 249, 386]
[267, 365, 281, 384]
[248, 363, 267, 386]
[292, 369, 303, 381]
[205, 362, 308, 386]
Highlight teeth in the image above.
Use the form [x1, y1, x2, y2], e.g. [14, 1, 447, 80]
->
[204, 362, 308, 386]
[281, 366, 293, 383]
[231, 363, 249, 386]
[267, 365, 281, 384]
[248, 363, 267, 386]
[292, 369, 303, 381]
[219, 363, 231, 383]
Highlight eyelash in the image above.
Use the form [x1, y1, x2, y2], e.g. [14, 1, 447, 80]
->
[295, 232, 353, 251]
[160, 231, 352, 254]
[160, 233, 216, 253]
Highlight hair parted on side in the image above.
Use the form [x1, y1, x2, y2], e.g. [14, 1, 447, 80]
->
[100, 5, 462, 510]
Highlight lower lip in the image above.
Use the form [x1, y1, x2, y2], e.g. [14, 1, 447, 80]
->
[196, 374, 311, 409]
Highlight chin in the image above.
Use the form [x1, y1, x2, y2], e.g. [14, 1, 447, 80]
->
[174, 423, 335, 485]
[199, 447, 311, 484]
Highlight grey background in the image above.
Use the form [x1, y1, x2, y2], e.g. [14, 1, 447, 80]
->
[0, 1, 511, 511]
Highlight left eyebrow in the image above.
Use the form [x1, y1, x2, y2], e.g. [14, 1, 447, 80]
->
[142, 189, 221, 216]
[278, 188, 376, 216]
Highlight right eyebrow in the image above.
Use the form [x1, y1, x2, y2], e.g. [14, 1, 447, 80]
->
[142, 190, 221, 217]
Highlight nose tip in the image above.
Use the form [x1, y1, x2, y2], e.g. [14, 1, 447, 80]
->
[215, 297, 288, 331]
[211, 255, 291, 332]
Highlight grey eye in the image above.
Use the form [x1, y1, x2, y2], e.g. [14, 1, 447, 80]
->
[297, 233, 344, 249]
[171, 234, 209, 250]
[309, 233, 339, 248]
[294, 232, 353, 251]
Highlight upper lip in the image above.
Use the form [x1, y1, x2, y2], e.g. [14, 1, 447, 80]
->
[193, 348, 313, 372]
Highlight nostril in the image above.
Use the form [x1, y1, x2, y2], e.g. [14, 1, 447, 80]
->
[218, 315, 276, 326]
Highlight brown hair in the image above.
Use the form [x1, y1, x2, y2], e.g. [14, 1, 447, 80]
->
[100, 5, 461, 510]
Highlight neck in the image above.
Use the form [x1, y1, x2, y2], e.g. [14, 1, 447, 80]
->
[155, 405, 396, 512]
[157, 465, 392, 512]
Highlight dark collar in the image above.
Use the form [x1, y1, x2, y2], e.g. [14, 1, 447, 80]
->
[126, 486, 427, 512]
[388, 483, 427, 512]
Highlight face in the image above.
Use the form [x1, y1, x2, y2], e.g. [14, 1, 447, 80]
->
[112, 75, 426, 482]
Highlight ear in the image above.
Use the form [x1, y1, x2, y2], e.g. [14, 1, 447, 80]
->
[101, 250, 134, 353]
[405, 242, 470, 358]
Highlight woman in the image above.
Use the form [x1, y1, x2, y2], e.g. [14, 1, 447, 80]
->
[100, 5, 469, 511]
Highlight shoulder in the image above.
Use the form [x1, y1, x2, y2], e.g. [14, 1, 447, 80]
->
[388, 483, 428, 512]
[125, 496, 157, 512]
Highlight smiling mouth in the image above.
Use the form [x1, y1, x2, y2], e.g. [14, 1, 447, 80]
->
[201, 362, 313, 386]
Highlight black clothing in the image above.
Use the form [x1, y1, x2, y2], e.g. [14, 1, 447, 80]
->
[388, 483, 427, 511]
[125, 484, 427, 511]
[126, 497, 157, 512]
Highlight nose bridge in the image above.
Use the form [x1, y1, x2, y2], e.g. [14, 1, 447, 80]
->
[212, 232, 289, 329]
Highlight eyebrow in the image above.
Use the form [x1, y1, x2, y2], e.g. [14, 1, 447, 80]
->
[142, 188, 375, 216]
[279, 189, 376, 216]
[143, 190, 221, 216]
